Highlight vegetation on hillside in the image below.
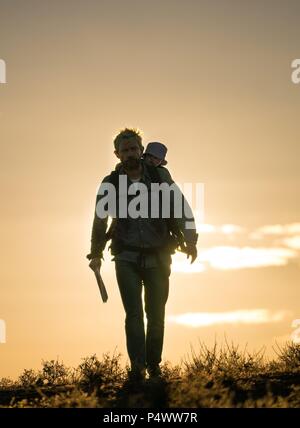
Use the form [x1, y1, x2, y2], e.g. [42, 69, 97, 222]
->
[1, 341, 300, 408]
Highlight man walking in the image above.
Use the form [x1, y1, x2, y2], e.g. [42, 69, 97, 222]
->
[87, 128, 198, 381]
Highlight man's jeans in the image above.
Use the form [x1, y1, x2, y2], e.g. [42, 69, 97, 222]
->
[115, 256, 171, 371]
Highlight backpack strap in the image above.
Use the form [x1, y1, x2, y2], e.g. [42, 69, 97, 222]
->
[145, 163, 162, 184]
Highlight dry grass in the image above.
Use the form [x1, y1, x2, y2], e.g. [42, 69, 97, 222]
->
[1, 342, 300, 408]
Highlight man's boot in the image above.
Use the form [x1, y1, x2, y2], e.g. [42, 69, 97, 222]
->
[147, 364, 162, 379]
[128, 364, 146, 382]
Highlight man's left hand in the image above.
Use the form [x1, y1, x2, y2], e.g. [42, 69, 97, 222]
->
[186, 244, 197, 264]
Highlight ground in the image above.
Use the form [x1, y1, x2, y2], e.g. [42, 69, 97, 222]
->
[1, 342, 300, 408]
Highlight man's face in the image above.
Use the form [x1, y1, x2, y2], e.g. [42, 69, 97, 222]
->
[115, 138, 143, 170]
[144, 153, 162, 167]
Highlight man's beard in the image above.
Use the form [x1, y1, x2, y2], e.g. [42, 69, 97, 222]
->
[122, 157, 141, 170]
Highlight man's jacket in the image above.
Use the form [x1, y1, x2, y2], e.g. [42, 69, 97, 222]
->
[86, 160, 198, 261]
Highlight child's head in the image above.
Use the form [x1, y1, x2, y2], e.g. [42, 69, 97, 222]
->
[143, 142, 168, 167]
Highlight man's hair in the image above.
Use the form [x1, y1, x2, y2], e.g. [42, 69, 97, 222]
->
[113, 128, 143, 152]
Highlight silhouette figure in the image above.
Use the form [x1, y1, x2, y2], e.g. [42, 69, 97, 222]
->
[87, 128, 198, 381]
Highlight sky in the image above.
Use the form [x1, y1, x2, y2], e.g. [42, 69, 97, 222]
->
[1, 0, 300, 379]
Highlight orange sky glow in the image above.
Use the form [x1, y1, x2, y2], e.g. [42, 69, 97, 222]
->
[1, 0, 300, 379]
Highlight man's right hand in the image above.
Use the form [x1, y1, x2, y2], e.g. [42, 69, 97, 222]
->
[89, 257, 102, 272]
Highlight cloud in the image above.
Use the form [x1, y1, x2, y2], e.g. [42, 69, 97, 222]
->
[197, 223, 216, 233]
[282, 236, 300, 250]
[171, 245, 297, 273]
[199, 246, 297, 270]
[171, 254, 206, 273]
[251, 223, 300, 238]
[220, 224, 245, 235]
[253, 225, 285, 236]
[197, 223, 300, 238]
[167, 309, 291, 328]
[196, 223, 246, 235]
[282, 224, 300, 234]
[171, 222, 300, 273]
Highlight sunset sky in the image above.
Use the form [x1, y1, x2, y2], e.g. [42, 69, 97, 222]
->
[1, 0, 300, 379]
